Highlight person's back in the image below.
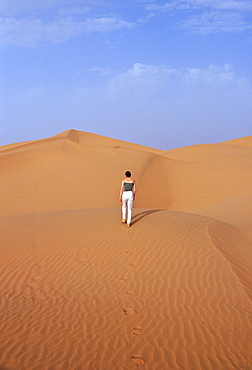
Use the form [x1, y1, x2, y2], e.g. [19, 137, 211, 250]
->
[123, 182, 134, 192]
[119, 171, 136, 227]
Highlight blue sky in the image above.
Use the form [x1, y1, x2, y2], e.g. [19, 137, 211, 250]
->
[1, 0, 252, 149]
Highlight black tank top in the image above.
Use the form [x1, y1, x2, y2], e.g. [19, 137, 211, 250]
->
[124, 182, 134, 191]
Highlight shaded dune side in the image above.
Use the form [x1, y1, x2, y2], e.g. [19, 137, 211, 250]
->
[137, 150, 252, 212]
[0, 209, 251, 369]
[58, 129, 161, 153]
[191, 194, 252, 233]
[1, 130, 252, 228]
[0, 130, 78, 155]
[0, 132, 164, 217]
[0, 129, 161, 154]
[160, 141, 252, 231]
[208, 221, 252, 301]
[162, 141, 252, 163]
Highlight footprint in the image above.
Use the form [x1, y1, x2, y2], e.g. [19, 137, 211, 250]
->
[125, 290, 132, 296]
[131, 354, 145, 366]
[120, 276, 128, 282]
[123, 307, 137, 315]
[126, 250, 133, 256]
[132, 325, 142, 336]
[128, 262, 136, 268]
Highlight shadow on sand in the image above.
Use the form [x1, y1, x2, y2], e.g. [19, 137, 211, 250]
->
[131, 209, 163, 226]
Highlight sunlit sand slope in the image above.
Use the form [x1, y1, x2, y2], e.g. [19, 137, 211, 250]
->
[1, 130, 252, 232]
[0, 130, 161, 217]
[1, 130, 252, 369]
[160, 136, 252, 230]
[0, 209, 251, 369]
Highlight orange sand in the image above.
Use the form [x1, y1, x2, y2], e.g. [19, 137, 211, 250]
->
[1, 129, 252, 369]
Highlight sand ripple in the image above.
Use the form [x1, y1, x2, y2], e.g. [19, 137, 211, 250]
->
[0, 208, 251, 369]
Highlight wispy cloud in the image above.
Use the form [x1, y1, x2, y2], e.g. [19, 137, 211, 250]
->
[181, 63, 249, 85]
[88, 67, 116, 75]
[58, 6, 91, 17]
[186, 0, 252, 12]
[0, 17, 79, 47]
[145, 2, 177, 11]
[85, 17, 135, 33]
[3, 1, 251, 49]
[89, 62, 251, 147]
[10, 62, 250, 149]
[144, 0, 252, 12]
[0, 0, 137, 47]
[0, 15, 136, 47]
[143, 0, 252, 33]
[183, 10, 252, 34]
[124, 63, 176, 77]
[0, 0, 78, 16]
[114, 62, 248, 87]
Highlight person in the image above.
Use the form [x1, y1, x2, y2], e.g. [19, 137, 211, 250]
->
[119, 171, 136, 227]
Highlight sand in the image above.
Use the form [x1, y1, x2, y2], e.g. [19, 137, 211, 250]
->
[0, 129, 252, 369]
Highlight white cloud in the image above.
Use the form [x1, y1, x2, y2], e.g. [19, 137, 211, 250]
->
[97, 63, 251, 147]
[137, 11, 156, 24]
[2, 62, 251, 149]
[182, 63, 245, 83]
[143, 0, 252, 33]
[85, 17, 135, 33]
[110, 62, 247, 87]
[0, 17, 81, 47]
[58, 6, 90, 16]
[0, 0, 93, 16]
[126, 63, 248, 91]
[183, 11, 252, 33]
[157, 0, 252, 12]
[126, 63, 175, 77]
[0, 15, 136, 47]
[106, 63, 177, 101]
[88, 67, 116, 75]
[114, 64, 249, 117]
[144, 0, 252, 12]
[145, 1, 178, 11]
[145, 4, 163, 11]
[185, 0, 252, 12]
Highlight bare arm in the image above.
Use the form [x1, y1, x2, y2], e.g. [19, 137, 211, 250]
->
[119, 181, 124, 200]
[133, 180, 136, 198]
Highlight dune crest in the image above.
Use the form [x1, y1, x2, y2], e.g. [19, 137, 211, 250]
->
[1, 130, 252, 232]
[1, 131, 252, 369]
[222, 135, 252, 147]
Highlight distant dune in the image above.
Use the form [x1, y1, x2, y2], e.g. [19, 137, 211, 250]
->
[1, 130, 252, 369]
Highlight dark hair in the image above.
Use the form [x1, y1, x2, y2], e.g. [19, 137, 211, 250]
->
[125, 171, 131, 177]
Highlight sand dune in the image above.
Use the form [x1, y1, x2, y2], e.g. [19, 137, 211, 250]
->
[1, 130, 252, 369]
[1, 130, 252, 230]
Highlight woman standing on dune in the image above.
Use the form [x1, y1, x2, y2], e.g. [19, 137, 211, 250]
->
[119, 171, 136, 227]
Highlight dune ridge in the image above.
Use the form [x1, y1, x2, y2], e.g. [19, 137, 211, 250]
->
[1, 130, 252, 369]
[1, 129, 252, 230]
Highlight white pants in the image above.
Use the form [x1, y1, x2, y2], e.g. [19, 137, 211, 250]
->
[122, 191, 134, 224]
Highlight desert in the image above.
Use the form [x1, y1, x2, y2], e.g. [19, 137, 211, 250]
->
[0, 129, 252, 369]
